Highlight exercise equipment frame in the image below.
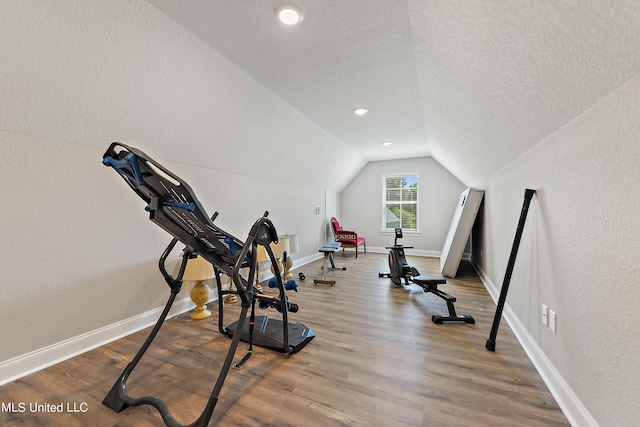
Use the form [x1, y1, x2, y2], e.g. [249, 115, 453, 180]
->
[314, 241, 345, 286]
[379, 228, 474, 324]
[101, 143, 314, 427]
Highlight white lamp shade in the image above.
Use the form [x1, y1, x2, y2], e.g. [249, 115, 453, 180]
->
[284, 234, 299, 254]
[182, 255, 214, 281]
[271, 237, 290, 257]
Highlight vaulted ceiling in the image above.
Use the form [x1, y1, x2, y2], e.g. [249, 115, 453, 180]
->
[147, 0, 640, 187]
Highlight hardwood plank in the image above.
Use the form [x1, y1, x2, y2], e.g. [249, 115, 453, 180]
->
[0, 254, 569, 426]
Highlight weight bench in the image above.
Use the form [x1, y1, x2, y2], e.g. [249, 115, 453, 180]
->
[314, 241, 345, 286]
[100, 142, 314, 427]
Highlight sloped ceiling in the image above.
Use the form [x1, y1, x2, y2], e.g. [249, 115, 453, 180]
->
[409, 0, 640, 186]
[147, 0, 640, 187]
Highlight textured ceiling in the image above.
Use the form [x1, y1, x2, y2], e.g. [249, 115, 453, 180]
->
[147, 0, 640, 186]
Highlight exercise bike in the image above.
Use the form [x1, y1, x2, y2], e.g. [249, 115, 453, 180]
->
[379, 228, 474, 324]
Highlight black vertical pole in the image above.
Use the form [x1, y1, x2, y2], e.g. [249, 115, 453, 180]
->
[486, 189, 536, 351]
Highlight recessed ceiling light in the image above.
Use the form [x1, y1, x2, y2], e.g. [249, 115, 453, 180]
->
[381, 140, 392, 146]
[276, 4, 303, 25]
[353, 107, 368, 115]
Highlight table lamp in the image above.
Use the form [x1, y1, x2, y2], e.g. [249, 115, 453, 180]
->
[183, 255, 214, 320]
[222, 245, 270, 304]
[223, 273, 238, 304]
[281, 234, 299, 279]
[270, 237, 290, 279]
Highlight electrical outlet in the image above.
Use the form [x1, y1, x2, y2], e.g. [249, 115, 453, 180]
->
[549, 309, 557, 334]
[541, 304, 548, 326]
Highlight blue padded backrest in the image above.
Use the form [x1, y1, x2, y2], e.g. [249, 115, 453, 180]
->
[103, 142, 248, 270]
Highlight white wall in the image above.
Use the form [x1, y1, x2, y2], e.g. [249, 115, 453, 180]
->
[340, 157, 466, 255]
[0, 132, 171, 363]
[0, 0, 353, 380]
[0, 130, 328, 376]
[479, 72, 640, 426]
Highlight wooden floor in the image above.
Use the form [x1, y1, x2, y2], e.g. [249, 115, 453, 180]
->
[0, 253, 569, 426]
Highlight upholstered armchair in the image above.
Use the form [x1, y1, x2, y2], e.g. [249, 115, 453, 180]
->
[330, 217, 366, 258]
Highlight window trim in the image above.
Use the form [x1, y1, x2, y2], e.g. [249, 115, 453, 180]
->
[381, 173, 419, 232]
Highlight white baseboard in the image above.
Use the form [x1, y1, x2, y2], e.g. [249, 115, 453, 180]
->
[472, 261, 598, 427]
[0, 296, 195, 387]
[0, 254, 325, 387]
[294, 252, 324, 268]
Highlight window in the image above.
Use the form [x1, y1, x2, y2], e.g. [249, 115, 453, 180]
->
[382, 175, 418, 231]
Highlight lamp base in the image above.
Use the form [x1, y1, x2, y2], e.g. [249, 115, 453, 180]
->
[285, 256, 294, 279]
[190, 306, 212, 320]
[225, 280, 237, 304]
[190, 280, 212, 320]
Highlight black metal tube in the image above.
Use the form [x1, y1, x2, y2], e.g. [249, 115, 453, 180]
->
[486, 189, 535, 351]
[233, 296, 256, 369]
[158, 238, 181, 291]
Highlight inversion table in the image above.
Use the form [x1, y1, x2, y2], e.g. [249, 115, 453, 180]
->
[101, 142, 315, 427]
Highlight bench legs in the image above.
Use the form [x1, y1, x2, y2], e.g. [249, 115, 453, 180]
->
[314, 245, 345, 286]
